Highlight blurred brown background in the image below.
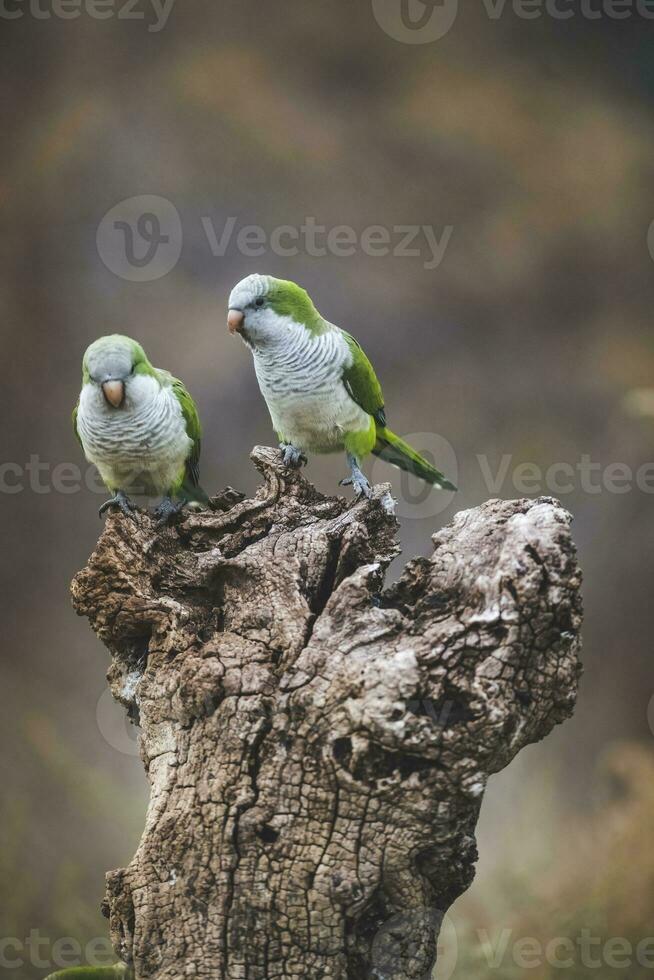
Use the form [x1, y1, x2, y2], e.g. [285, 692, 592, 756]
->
[1, 2, 654, 977]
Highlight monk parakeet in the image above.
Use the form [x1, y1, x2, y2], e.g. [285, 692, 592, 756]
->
[227, 275, 456, 498]
[73, 335, 208, 522]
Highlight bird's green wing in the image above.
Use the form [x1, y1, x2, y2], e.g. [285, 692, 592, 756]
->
[170, 376, 202, 485]
[72, 401, 83, 447]
[341, 330, 386, 427]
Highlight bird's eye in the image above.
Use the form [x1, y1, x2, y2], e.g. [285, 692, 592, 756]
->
[255, 297, 265, 308]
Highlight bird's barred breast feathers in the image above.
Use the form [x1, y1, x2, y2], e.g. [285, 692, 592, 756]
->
[77, 373, 192, 471]
[229, 275, 380, 452]
[253, 321, 372, 452]
[253, 319, 347, 399]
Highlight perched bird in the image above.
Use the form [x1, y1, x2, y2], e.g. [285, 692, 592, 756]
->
[227, 274, 456, 498]
[73, 334, 208, 522]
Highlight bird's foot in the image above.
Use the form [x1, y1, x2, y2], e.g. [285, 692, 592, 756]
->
[279, 443, 307, 469]
[340, 460, 372, 499]
[153, 496, 184, 527]
[99, 490, 138, 520]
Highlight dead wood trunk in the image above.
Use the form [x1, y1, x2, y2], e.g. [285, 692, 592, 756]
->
[71, 447, 583, 980]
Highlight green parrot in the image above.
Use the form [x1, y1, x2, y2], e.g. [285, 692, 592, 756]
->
[227, 275, 456, 498]
[73, 334, 208, 523]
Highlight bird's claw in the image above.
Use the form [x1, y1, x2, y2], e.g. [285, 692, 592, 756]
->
[353, 475, 373, 499]
[341, 454, 372, 499]
[99, 491, 137, 520]
[279, 444, 307, 469]
[152, 496, 184, 527]
[339, 474, 372, 499]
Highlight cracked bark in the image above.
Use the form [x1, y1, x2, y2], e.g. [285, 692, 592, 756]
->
[71, 446, 583, 980]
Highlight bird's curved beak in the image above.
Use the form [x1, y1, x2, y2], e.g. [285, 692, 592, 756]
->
[227, 309, 245, 335]
[102, 379, 125, 408]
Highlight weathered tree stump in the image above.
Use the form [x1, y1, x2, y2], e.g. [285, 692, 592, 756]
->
[71, 446, 583, 980]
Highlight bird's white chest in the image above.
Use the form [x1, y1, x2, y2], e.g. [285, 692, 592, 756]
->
[77, 376, 191, 493]
[252, 327, 369, 452]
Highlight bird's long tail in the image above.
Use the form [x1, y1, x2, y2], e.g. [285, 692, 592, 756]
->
[373, 427, 457, 490]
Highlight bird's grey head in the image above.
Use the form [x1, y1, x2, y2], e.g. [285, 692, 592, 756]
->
[227, 274, 324, 347]
[82, 335, 147, 408]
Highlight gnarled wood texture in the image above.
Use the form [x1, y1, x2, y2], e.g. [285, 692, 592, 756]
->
[71, 446, 583, 980]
